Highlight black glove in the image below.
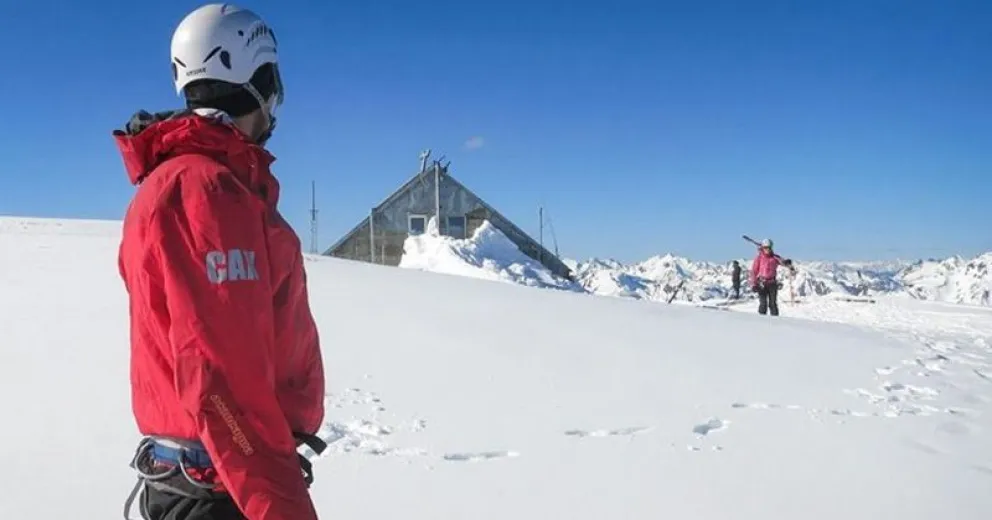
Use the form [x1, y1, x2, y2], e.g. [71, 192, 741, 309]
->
[293, 432, 329, 488]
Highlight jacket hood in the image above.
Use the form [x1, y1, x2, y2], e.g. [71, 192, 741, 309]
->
[113, 109, 279, 204]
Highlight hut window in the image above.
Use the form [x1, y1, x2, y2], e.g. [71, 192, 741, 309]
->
[408, 214, 427, 235]
[446, 216, 466, 238]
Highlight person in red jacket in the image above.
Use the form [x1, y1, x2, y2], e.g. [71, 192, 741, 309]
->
[115, 5, 326, 520]
[749, 238, 791, 316]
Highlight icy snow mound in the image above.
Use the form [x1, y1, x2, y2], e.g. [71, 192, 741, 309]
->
[399, 219, 581, 292]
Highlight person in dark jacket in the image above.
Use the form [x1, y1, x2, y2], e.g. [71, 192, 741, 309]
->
[730, 260, 742, 299]
[115, 4, 326, 520]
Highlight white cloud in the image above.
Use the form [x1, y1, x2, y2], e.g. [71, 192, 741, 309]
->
[464, 136, 485, 150]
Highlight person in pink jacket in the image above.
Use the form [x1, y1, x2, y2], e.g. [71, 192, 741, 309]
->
[749, 238, 792, 316]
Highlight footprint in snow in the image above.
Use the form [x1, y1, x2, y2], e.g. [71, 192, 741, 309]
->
[731, 402, 804, 411]
[875, 366, 898, 376]
[564, 426, 653, 438]
[318, 417, 432, 458]
[692, 418, 728, 436]
[912, 355, 950, 373]
[367, 446, 429, 457]
[443, 451, 519, 462]
[880, 381, 940, 399]
[686, 444, 724, 452]
[929, 341, 960, 354]
[828, 409, 874, 418]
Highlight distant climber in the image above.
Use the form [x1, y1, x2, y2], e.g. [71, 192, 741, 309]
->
[749, 239, 791, 316]
[730, 260, 742, 299]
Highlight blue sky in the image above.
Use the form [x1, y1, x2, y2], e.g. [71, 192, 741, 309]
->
[0, 0, 988, 263]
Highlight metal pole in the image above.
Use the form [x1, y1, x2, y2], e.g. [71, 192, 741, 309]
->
[434, 163, 441, 235]
[419, 149, 431, 174]
[369, 208, 375, 264]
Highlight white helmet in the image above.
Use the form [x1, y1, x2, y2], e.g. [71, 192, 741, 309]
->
[761, 238, 773, 248]
[170, 4, 283, 120]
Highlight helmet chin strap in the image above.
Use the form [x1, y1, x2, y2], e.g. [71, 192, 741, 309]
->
[242, 82, 279, 146]
[256, 116, 276, 147]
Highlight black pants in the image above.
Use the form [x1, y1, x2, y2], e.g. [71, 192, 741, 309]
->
[137, 486, 244, 520]
[757, 282, 779, 316]
[732, 283, 740, 299]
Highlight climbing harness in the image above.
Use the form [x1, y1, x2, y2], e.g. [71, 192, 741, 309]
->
[123, 433, 328, 519]
[122, 436, 222, 519]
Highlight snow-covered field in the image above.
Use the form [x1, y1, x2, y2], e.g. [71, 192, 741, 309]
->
[2, 215, 991, 519]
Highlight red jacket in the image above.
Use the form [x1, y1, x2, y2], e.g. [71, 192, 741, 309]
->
[115, 111, 325, 520]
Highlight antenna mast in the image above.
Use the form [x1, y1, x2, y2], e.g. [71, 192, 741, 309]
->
[419, 149, 432, 174]
[309, 180, 318, 254]
[545, 208, 560, 258]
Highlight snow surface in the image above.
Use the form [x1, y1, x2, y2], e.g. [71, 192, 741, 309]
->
[2, 215, 992, 519]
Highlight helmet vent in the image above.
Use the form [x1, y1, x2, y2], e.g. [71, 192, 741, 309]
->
[203, 46, 222, 63]
[171, 57, 186, 82]
[245, 24, 273, 47]
[220, 51, 231, 70]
